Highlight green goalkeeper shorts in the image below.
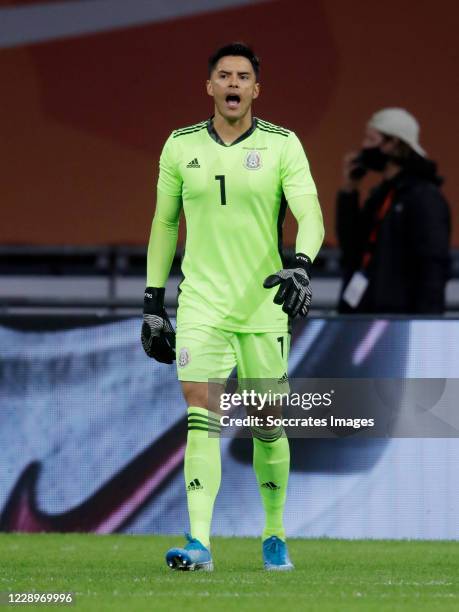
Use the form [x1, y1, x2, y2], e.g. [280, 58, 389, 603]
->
[176, 324, 290, 391]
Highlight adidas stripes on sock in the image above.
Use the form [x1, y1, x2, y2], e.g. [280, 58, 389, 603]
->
[185, 407, 221, 548]
[251, 425, 290, 542]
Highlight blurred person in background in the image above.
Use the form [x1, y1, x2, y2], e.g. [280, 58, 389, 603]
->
[336, 107, 450, 314]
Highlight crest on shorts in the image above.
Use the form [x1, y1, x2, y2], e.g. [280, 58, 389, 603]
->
[244, 150, 262, 170]
[178, 347, 190, 368]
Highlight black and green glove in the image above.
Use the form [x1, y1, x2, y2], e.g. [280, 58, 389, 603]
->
[263, 253, 312, 318]
[141, 287, 176, 363]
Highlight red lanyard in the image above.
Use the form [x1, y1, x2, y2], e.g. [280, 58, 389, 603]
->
[361, 189, 395, 270]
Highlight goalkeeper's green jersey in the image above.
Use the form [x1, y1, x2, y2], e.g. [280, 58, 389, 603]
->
[157, 117, 318, 333]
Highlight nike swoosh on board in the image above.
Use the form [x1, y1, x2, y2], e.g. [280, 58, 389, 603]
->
[0, 417, 187, 533]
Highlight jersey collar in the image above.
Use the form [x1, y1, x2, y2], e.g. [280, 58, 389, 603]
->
[207, 116, 258, 147]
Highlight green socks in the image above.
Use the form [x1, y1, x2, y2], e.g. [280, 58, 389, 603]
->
[252, 425, 290, 541]
[185, 407, 221, 548]
[184, 410, 289, 546]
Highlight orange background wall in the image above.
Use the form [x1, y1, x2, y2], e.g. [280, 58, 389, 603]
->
[1, 0, 458, 246]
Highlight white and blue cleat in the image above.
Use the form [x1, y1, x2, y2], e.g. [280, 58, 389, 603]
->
[263, 536, 294, 571]
[165, 533, 214, 571]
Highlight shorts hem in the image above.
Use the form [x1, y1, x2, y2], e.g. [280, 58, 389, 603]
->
[177, 374, 219, 383]
[177, 323, 289, 333]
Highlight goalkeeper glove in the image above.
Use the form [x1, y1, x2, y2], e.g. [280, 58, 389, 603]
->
[141, 287, 176, 363]
[263, 253, 312, 317]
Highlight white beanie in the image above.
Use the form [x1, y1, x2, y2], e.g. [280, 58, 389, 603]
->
[368, 107, 426, 157]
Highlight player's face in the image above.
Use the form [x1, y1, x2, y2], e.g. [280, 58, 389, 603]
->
[206, 56, 260, 121]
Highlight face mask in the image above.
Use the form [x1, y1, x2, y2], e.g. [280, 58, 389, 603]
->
[358, 146, 389, 172]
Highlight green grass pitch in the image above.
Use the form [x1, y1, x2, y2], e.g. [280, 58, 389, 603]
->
[0, 534, 458, 611]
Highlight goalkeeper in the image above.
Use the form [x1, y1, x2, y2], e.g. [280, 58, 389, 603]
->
[142, 42, 324, 571]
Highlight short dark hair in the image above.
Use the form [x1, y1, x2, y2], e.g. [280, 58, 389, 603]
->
[208, 42, 260, 79]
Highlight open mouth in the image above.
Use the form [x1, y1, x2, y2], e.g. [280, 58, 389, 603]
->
[225, 94, 241, 110]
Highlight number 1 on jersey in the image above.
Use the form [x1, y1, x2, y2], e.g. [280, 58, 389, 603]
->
[215, 175, 227, 205]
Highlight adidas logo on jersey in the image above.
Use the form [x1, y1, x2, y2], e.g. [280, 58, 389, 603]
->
[278, 372, 288, 384]
[186, 158, 200, 168]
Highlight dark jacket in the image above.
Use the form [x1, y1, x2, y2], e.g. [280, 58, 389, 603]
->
[336, 160, 451, 314]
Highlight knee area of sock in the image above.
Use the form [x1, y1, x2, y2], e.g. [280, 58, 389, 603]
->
[250, 425, 286, 443]
[187, 408, 222, 440]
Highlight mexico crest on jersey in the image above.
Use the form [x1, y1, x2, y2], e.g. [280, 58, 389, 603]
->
[178, 347, 190, 368]
[244, 150, 262, 170]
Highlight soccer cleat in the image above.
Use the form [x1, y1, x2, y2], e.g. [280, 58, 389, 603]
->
[262, 536, 294, 571]
[165, 533, 213, 571]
